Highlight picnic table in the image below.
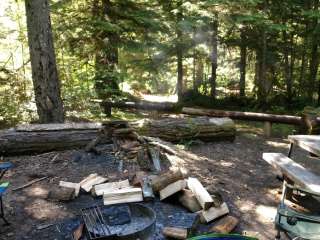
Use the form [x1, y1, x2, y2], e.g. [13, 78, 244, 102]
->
[288, 135, 320, 157]
[263, 135, 320, 239]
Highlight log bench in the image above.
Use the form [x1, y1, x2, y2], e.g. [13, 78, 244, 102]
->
[262, 152, 320, 194]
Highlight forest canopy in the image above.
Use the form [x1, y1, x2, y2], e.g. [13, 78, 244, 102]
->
[1, 0, 320, 126]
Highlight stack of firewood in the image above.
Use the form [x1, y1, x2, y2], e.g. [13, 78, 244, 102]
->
[150, 167, 239, 238]
[85, 120, 162, 171]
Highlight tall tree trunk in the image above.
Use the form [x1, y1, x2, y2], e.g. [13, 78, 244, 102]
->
[299, 1, 311, 97]
[176, 1, 183, 102]
[193, 49, 196, 91]
[195, 57, 204, 92]
[25, 0, 64, 123]
[289, 33, 295, 101]
[210, 15, 218, 99]
[308, 0, 320, 101]
[256, 27, 268, 106]
[283, 30, 292, 103]
[299, 42, 307, 97]
[92, 0, 119, 116]
[239, 31, 247, 97]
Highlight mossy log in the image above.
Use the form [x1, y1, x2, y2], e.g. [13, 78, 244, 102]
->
[0, 128, 111, 156]
[133, 117, 235, 142]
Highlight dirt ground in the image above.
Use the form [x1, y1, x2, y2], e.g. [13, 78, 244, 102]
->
[1, 121, 320, 240]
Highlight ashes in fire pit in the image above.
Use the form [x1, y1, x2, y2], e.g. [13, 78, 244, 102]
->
[81, 203, 156, 240]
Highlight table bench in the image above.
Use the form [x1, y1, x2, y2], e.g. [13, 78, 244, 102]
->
[263, 153, 320, 194]
[263, 143, 320, 239]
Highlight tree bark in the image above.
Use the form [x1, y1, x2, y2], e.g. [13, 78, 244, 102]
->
[176, 0, 183, 102]
[239, 31, 247, 97]
[210, 15, 218, 99]
[308, 0, 320, 101]
[283, 30, 292, 103]
[195, 57, 204, 92]
[25, 0, 64, 123]
[255, 27, 268, 106]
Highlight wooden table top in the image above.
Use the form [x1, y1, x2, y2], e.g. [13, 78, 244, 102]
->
[288, 135, 320, 156]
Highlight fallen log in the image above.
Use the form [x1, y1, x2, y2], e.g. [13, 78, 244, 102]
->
[16, 122, 102, 131]
[182, 107, 304, 125]
[103, 100, 178, 112]
[0, 128, 111, 156]
[134, 117, 236, 142]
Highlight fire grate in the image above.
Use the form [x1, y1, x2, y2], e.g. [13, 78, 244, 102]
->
[81, 205, 114, 240]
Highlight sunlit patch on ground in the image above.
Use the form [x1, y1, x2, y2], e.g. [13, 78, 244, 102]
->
[220, 160, 234, 167]
[255, 205, 277, 223]
[142, 94, 178, 103]
[266, 140, 289, 148]
[24, 200, 68, 220]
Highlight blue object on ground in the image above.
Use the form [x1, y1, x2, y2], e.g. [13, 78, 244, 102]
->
[0, 182, 9, 195]
[0, 162, 13, 170]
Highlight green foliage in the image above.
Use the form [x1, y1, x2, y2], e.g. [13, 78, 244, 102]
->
[1, 0, 320, 126]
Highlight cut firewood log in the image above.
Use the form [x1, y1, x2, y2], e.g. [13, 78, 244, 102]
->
[179, 189, 202, 213]
[59, 181, 81, 197]
[151, 167, 188, 192]
[160, 179, 187, 200]
[148, 146, 161, 172]
[137, 148, 152, 170]
[210, 215, 239, 233]
[80, 174, 108, 192]
[121, 141, 140, 151]
[132, 171, 148, 186]
[163, 227, 188, 240]
[187, 177, 213, 210]
[48, 186, 75, 201]
[72, 223, 84, 240]
[113, 128, 134, 136]
[92, 179, 130, 196]
[103, 188, 143, 205]
[141, 176, 155, 201]
[198, 202, 229, 223]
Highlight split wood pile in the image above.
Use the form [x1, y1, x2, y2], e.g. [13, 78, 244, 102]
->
[150, 168, 239, 238]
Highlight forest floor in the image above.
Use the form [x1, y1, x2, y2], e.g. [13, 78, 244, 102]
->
[0, 119, 319, 240]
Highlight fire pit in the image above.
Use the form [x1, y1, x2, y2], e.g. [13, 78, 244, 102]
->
[81, 203, 156, 240]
